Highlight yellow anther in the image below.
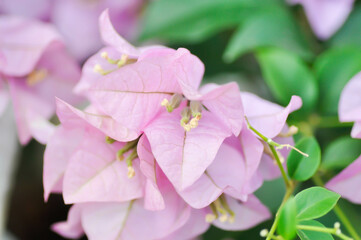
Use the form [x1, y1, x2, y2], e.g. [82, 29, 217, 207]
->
[189, 117, 199, 128]
[183, 123, 192, 132]
[161, 98, 169, 107]
[93, 64, 104, 74]
[117, 54, 129, 67]
[205, 214, 216, 223]
[26, 69, 47, 86]
[127, 166, 135, 178]
[101, 51, 108, 59]
[219, 214, 228, 222]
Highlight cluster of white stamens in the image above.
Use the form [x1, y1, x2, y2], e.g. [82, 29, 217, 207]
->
[93, 52, 131, 75]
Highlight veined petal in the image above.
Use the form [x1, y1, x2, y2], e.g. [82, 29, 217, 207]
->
[145, 110, 231, 190]
[63, 137, 144, 204]
[212, 195, 271, 231]
[89, 48, 184, 133]
[81, 190, 191, 240]
[137, 135, 165, 210]
[43, 125, 85, 201]
[242, 92, 302, 138]
[56, 98, 139, 142]
[326, 155, 361, 204]
[197, 83, 244, 136]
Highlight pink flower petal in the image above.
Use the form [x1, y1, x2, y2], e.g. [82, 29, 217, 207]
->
[212, 195, 271, 231]
[242, 92, 302, 138]
[339, 72, 361, 122]
[0, 15, 61, 76]
[326, 155, 361, 204]
[145, 110, 232, 190]
[89, 48, 185, 134]
[81, 190, 191, 240]
[51, 204, 84, 239]
[137, 134, 165, 210]
[62, 136, 144, 204]
[56, 98, 139, 142]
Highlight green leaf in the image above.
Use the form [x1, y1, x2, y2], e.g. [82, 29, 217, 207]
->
[277, 197, 297, 240]
[323, 136, 361, 170]
[287, 137, 321, 181]
[314, 46, 361, 115]
[224, 8, 312, 63]
[295, 187, 340, 221]
[139, 0, 280, 43]
[329, 4, 361, 49]
[257, 48, 318, 113]
[297, 220, 334, 240]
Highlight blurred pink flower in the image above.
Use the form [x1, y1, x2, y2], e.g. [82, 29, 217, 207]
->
[290, 0, 354, 40]
[0, 0, 143, 60]
[0, 15, 81, 144]
[339, 72, 361, 139]
[326, 155, 361, 204]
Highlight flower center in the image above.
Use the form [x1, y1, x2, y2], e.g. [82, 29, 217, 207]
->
[26, 69, 47, 86]
[205, 195, 235, 223]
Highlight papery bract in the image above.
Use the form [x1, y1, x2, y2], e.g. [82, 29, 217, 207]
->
[326, 155, 361, 204]
[290, 0, 354, 40]
[339, 72, 361, 138]
[0, 15, 81, 144]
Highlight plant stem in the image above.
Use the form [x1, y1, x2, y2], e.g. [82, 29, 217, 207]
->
[269, 145, 292, 188]
[312, 174, 360, 240]
[266, 187, 295, 240]
[297, 225, 353, 240]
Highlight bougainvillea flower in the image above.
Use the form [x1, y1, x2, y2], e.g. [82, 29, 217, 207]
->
[0, 1, 143, 60]
[326, 155, 361, 204]
[290, 0, 354, 40]
[339, 72, 361, 139]
[174, 125, 264, 209]
[53, 181, 194, 240]
[0, 15, 81, 144]
[74, 9, 163, 96]
[53, 181, 270, 240]
[44, 99, 145, 203]
[52, 0, 142, 60]
[241, 92, 302, 180]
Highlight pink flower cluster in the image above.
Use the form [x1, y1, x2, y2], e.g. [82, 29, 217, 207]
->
[43, 10, 303, 239]
[0, 0, 143, 60]
[0, 15, 81, 144]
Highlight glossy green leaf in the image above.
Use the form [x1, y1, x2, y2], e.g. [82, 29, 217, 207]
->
[224, 9, 312, 63]
[297, 220, 334, 240]
[277, 197, 297, 240]
[323, 136, 361, 170]
[257, 48, 318, 112]
[295, 187, 340, 221]
[314, 47, 361, 115]
[287, 137, 321, 181]
[139, 0, 280, 43]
